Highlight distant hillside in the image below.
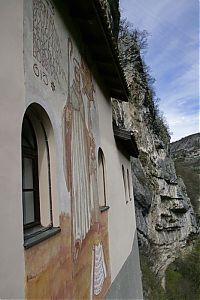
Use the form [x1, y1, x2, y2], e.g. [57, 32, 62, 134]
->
[170, 133, 200, 216]
[171, 133, 200, 158]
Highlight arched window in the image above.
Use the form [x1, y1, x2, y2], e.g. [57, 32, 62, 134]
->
[98, 148, 106, 207]
[127, 169, 131, 201]
[22, 104, 60, 248]
[122, 165, 128, 204]
[22, 116, 40, 227]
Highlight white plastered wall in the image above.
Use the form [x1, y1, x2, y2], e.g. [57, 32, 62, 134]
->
[0, 1, 70, 297]
[0, 0, 25, 298]
[0, 0, 138, 297]
[96, 86, 137, 282]
[23, 0, 70, 216]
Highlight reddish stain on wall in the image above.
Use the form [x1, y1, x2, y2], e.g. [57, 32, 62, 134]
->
[25, 212, 110, 299]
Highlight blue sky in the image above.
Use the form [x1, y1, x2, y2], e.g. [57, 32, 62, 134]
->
[120, 0, 199, 141]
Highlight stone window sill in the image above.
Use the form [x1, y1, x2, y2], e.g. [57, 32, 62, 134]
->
[24, 226, 61, 249]
[100, 205, 110, 213]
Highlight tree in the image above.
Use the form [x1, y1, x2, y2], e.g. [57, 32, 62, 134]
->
[118, 18, 170, 144]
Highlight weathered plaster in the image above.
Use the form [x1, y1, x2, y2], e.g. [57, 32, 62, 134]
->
[0, 0, 142, 298]
[25, 212, 111, 299]
[24, 1, 111, 298]
[97, 83, 137, 282]
[0, 0, 25, 298]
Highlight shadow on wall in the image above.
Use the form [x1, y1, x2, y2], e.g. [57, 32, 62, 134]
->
[105, 231, 143, 300]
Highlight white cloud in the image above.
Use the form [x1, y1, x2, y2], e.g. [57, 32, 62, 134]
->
[159, 62, 198, 109]
[120, 0, 194, 36]
[167, 112, 199, 142]
[175, 64, 198, 87]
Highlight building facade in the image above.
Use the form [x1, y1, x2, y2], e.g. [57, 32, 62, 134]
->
[0, 0, 143, 299]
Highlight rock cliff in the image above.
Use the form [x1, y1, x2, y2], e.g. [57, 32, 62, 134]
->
[112, 92, 198, 282]
[102, 0, 199, 286]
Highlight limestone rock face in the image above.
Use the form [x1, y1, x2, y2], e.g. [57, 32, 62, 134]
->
[99, 0, 120, 39]
[112, 97, 198, 280]
[109, 0, 198, 284]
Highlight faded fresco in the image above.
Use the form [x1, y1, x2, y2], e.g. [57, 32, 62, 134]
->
[63, 37, 111, 297]
[32, 0, 67, 91]
[64, 38, 99, 260]
[24, 1, 111, 299]
[25, 212, 110, 299]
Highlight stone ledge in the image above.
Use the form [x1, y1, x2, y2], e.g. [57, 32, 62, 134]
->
[24, 227, 61, 249]
[100, 205, 110, 213]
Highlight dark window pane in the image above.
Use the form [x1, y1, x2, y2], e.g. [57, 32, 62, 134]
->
[23, 191, 35, 225]
[98, 150, 106, 206]
[22, 117, 37, 149]
[22, 158, 33, 189]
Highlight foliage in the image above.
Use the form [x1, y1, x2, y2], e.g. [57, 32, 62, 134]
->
[118, 18, 149, 83]
[118, 18, 171, 145]
[140, 240, 200, 300]
[165, 239, 200, 300]
[146, 93, 171, 146]
[107, 0, 120, 39]
[140, 253, 167, 300]
[174, 163, 200, 215]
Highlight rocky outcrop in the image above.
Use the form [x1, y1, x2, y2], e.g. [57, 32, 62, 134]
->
[109, 0, 199, 287]
[99, 0, 120, 39]
[112, 94, 198, 283]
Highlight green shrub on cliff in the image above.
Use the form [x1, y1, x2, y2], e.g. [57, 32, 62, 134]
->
[140, 241, 200, 299]
[165, 240, 200, 300]
[140, 254, 167, 300]
[174, 163, 200, 216]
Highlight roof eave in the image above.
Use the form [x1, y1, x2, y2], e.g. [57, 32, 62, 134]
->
[67, 0, 129, 101]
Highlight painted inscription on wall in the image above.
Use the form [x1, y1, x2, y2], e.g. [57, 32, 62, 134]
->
[32, 0, 66, 88]
[91, 242, 107, 296]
